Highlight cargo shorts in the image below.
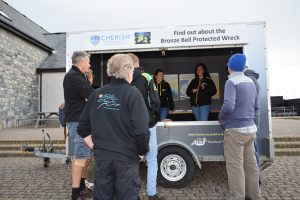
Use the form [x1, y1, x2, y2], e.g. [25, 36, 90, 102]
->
[66, 122, 92, 159]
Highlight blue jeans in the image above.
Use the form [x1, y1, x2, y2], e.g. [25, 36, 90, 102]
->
[192, 105, 210, 121]
[254, 139, 262, 187]
[145, 126, 158, 196]
[254, 119, 262, 187]
[159, 107, 169, 120]
[254, 140, 260, 169]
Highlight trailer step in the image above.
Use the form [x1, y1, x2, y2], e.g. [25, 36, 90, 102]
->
[273, 136, 300, 142]
[0, 150, 35, 157]
[0, 139, 66, 157]
[275, 148, 300, 156]
[275, 141, 300, 149]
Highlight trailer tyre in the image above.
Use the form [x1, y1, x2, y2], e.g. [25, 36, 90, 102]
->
[158, 146, 195, 188]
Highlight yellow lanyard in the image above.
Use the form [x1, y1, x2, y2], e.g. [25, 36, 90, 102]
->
[156, 83, 162, 96]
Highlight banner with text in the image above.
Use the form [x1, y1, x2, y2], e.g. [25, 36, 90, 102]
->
[81, 24, 247, 51]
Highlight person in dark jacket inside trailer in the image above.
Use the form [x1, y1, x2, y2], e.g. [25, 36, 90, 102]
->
[186, 63, 217, 121]
[77, 54, 150, 200]
[154, 69, 174, 120]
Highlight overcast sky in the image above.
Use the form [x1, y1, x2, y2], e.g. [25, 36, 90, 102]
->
[4, 0, 300, 99]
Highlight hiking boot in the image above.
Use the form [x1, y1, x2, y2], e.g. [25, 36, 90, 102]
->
[148, 195, 166, 200]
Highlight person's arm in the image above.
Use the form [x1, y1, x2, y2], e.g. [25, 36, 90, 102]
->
[186, 79, 196, 97]
[254, 93, 259, 114]
[71, 74, 94, 99]
[77, 93, 93, 141]
[166, 82, 174, 111]
[254, 93, 260, 127]
[219, 81, 236, 121]
[83, 135, 94, 149]
[129, 89, 150, 156]
[202, 78, 217, 96]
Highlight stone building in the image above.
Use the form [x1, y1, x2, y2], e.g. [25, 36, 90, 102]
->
[0, 0, 65, 129]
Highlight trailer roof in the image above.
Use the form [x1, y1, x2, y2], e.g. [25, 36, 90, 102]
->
[66, 21, 266, 34]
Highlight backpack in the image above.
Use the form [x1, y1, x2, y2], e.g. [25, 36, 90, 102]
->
[141, 73, 160, 116]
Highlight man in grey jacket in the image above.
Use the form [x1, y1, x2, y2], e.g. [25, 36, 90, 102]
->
[219, 54, 261, 199]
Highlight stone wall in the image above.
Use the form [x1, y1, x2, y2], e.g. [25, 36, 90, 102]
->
[0, 27, 49, 129]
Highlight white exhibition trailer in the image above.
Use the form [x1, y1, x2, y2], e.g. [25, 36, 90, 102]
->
[66, 22, 273, 187]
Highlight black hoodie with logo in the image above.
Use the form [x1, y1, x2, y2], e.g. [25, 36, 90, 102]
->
[131, 67, 160, 127]
[77, 78, 150, 162]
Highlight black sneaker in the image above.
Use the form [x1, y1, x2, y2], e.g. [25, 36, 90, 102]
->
[80, 187, 93, 197]
[148, 195, 165, 200]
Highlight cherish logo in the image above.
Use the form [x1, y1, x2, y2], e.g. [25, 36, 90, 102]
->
[90, 35, 100, 46]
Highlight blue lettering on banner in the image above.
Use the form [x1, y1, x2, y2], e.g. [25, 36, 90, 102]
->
[90, 35, 100, 46]
[99, 34, 130, 42]
[90, 34, 131, 46]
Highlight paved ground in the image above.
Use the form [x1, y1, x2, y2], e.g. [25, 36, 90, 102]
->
[0, 119, 299, 199]
[0, 127, 64, 141]
[272, 118, 300, 137]
[0, 156, 299, 200]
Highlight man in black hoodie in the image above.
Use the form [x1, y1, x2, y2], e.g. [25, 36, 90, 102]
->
[63, 51, 94, 200]
[128, 53, 164, 200]
[78, 54, 150, 200]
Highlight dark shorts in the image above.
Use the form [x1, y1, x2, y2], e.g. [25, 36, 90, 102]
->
[93, 159, 140, 200]
[66, 122, 92, 159]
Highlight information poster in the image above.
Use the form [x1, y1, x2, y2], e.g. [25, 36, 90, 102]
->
[164, 74, 179, 100]
[210, 73, 220, 99]
[179, 74, 195, 99]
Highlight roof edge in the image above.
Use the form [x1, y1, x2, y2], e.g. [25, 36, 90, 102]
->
[1, 0, 49, 33]
[36, 67, 66, 73]
[0, 20, 53, 52]
[44, 32, 66, 35]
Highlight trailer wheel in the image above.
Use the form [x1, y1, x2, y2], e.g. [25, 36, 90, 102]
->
[158, 146, 195, 188]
